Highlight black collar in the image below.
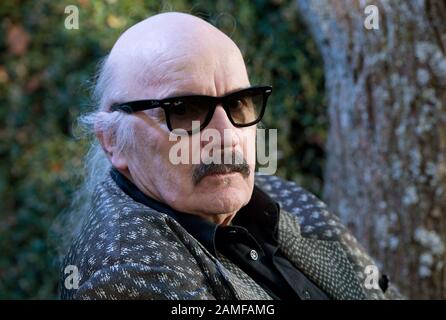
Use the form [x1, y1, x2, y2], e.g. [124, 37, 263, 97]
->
[110, 168, 281, 256]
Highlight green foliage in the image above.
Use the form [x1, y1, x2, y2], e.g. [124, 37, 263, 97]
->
[0, 0, 325, 298]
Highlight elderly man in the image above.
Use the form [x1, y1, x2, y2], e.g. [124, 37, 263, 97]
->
[61, 12, 398, 300]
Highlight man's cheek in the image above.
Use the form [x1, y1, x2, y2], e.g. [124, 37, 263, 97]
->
[244, 137, 257, 167]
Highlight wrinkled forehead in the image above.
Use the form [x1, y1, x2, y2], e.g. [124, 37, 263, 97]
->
[103, 18, 250, 107]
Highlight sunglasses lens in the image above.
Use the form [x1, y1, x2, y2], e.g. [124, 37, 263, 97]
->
[169, 98, 209, 133]
[226, 91, 264, 126]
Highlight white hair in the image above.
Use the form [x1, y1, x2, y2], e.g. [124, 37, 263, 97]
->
[53, 55, 138, 258]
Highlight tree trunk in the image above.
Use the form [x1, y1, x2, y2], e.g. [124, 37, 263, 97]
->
[295, 0, 446, 299]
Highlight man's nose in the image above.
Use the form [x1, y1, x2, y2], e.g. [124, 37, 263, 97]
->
[207, 105, 234, 131]
[201, 105, 240, 147]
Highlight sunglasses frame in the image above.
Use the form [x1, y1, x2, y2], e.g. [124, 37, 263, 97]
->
[110, 85, 273, 134]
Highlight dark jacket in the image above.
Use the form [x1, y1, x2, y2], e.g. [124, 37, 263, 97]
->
[60, 173, 401, 299]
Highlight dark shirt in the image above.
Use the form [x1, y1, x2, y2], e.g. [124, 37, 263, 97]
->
[110, 168, 329, 300]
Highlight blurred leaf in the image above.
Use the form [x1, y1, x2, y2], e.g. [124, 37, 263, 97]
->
[6, 23, 30, 56]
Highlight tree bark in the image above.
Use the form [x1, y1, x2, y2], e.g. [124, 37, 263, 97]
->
[295, 0, 446, 299]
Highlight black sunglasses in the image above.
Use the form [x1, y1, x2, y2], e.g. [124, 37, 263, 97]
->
[110, 86, 272, 134]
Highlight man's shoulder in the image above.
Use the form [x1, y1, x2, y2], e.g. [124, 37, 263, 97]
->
[61, 174, 232, 299]
[255, 174, 403, 299]
[254, 173, 347, 240]
[62, 175, 192, 289]
[89, 173, 179, 247]
[254, 173, 372, 261]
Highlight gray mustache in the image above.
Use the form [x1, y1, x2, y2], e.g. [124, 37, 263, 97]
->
[192, 151, 250, 185]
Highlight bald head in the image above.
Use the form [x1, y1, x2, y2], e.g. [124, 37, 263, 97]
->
[101, 12, 250, 110]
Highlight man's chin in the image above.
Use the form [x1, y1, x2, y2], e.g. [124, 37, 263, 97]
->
[198, 193, 246, 217]
[193, 175, 251, 212]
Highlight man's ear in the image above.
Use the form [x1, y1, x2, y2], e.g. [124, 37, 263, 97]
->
[95, 126, 128, 171]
